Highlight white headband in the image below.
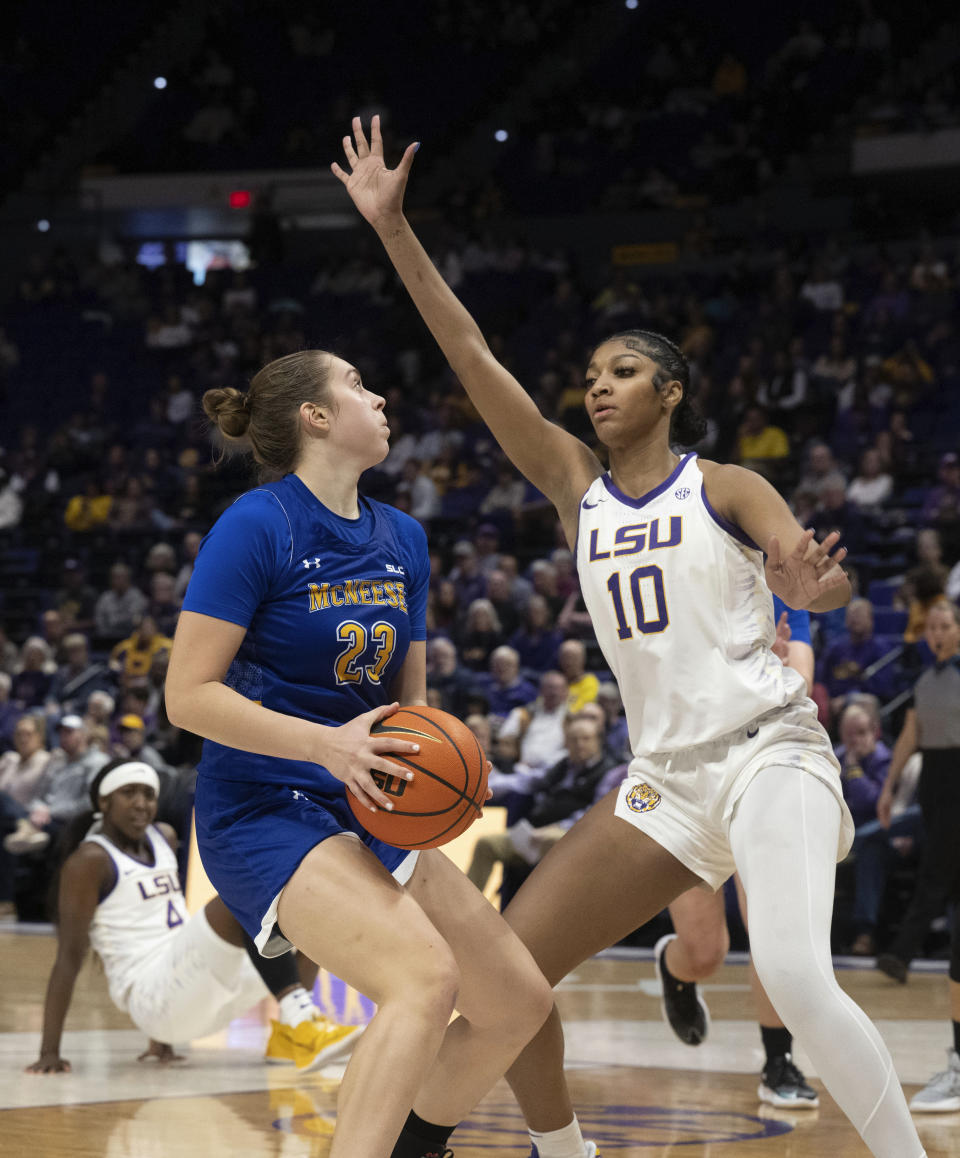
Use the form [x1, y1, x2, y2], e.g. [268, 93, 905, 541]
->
[97, 762, 160, 800]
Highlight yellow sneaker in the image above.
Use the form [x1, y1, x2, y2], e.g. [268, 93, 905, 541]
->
[265, 1017, 364, 1072]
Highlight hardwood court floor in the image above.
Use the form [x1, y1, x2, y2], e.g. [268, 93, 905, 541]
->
[2, 928, 957, 1157]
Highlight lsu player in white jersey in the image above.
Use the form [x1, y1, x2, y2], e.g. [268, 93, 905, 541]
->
[336, 116, 926, 1158]
[26, 759, 358, 1074]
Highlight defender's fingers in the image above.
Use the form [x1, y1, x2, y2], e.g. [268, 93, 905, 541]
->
[342, 134, 359, 167]
[396, 140, 420, 178]
[766, 534, 782, 568]
[352, 116, 370, 156]
[331, 161, 349, 185]
[370, 113, 384, 153]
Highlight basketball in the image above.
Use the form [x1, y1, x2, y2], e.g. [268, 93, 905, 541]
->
[347, 705, 488, 850]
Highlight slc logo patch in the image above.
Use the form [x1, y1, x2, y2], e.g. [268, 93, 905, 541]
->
[625, 782, 661, 814]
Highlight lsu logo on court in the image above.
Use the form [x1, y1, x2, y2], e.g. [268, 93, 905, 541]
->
[625, 782, 661, 814]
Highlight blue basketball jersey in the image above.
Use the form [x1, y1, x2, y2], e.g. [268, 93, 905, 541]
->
[183, 473, 429, 791]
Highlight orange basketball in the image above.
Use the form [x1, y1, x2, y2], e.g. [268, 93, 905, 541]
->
[347, 705, 488, 850]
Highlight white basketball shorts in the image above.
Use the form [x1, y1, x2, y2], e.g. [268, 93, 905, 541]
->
[614, 695, 854, 891]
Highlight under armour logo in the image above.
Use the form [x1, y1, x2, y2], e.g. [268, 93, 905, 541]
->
[301, 558, 322, 570]
[291, 789, 307, 801]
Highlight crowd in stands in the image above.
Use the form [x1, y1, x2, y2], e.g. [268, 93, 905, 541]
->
[1, 214, 958, 960]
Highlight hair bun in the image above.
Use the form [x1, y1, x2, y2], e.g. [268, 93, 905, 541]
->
[202, 386, 251, 439]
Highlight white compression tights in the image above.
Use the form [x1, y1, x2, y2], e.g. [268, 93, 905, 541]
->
[730, 767, 925, 1158]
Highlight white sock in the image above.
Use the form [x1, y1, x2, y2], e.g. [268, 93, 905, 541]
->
[278, 986, 317, 1028]
[529, 1118, 586, 1158]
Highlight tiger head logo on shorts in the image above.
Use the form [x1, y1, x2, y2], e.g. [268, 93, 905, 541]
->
[625, 782, 661, 814]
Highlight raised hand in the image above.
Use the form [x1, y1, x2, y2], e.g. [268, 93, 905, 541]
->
[765, 529, 847, 610]
[320, 702, 420, 813]
[331, 115, 419, 230]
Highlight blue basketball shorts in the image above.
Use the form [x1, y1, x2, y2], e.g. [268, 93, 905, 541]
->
[194, 774, 417, 956]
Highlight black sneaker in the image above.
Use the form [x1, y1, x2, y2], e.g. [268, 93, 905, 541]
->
[876, 952, 908, 983]
[654, 933, 710, 1046]
[759, 1054, 819, 1109]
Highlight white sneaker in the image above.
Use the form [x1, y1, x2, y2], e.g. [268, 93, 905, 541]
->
[910, 1049, 960, 1112]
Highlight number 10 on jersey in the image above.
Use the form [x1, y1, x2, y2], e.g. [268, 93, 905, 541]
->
[606, 565, 669, 638]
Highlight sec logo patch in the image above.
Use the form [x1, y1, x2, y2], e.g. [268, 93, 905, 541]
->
[625, 782, 661, 814]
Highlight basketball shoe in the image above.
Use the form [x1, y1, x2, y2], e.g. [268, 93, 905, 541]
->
[759, 1054, 819, 1109]
[654, 933, 710, 1046]
[529, 1144, 600, 1157]
[909, 1049, 960, 1112]
[265, 1016, 363, 1071]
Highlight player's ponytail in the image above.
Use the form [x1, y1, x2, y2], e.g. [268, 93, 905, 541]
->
[603, 329, 707, 448]
[203, 387, 251, 439]
[202, 349, 334, 479]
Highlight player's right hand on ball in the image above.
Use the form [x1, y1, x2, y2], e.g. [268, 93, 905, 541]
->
[26, 1053, 71, 1074]
[323, 703, 419, 813]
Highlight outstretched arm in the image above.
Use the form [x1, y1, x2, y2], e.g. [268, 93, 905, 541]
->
[26, 845, 107, 1073]
[332, 117, 603, 533]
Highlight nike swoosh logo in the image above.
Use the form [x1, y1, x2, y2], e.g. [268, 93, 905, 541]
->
[747, 726, 759, 739]
[582, 500, 600, 509]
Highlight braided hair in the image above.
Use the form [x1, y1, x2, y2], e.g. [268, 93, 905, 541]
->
[600, 329, 707, 447]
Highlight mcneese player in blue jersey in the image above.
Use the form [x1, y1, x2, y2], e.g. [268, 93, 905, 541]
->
[335, 117, 925, 1158]
[165, 349, 552, 1158]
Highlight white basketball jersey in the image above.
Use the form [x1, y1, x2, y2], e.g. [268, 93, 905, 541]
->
[84, 824, 188, 1010]
[576, 453, 804, 756]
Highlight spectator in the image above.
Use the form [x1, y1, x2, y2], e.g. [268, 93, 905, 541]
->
[837, 698, 920, 957]
[485, 569, 520, 638]
[596, 681, 631, 762]
[477, 646, 539, 722]
[816, 599, 897, 717]
[3, 715, 109, 855]
[921, 452, 960, 527]
[735, 404, 789, 479]
[82, 690, 116, 746]
[395, 457, 439, 523]
[457, 598, 504, 672]
[808, 473, 864, 556]
[148, 572, 181, 638]
[509, 594, 562, 673]
[94, 562, 148, 646]
[52, 559, 98, 633]
[448, 540, 486, 609]
[112, 714, 169, 778]
[11, 638, 54, 709]
[902, 564, 950, 646]
[847, 448, 893, 510]
[479, 461, 527, 521]
[466, 714, 617, 893]
[39, 609, 68, 665]
[874, 602, 960, 1112]
[794, 441, 843, 503]
[109, 616, 174, 682]
[0, 673, 22, 753]
[494, 670, 569, 786]
[425, 637, 474, 718]
[173, 530, 203, 602]
[474, 523, 502, 576]
[48, 633, 113, 714]
[63, 476, 112, 533]
[0, 626, 19, 675]
[558, 638, 599, 712]
[529, 559, 563, 618]
[0, 715, 51, 807]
